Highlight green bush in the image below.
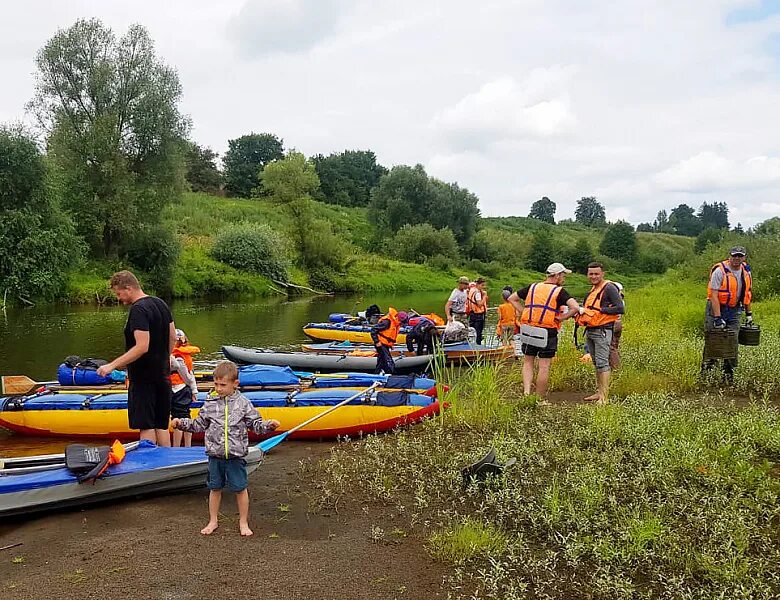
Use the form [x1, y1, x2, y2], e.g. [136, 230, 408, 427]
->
[211, 222, 289, 281]
[391, 223, 460, 263]
[124, 223, 181, 298]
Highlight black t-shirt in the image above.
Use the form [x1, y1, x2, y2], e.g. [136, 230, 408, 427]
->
[124, 296, 174, 382]
[517, 284, 572, 333]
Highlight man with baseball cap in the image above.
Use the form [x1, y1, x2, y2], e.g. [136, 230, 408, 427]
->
[508, 263, 580, 402]
[445, 276, 470, 327]
[702, 245, 753, 382]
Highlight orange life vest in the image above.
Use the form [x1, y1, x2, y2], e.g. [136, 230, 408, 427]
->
[581, 280, 620, 329]
[171, 344, 200, 387]
[467, 287, 488, 314]
[376, 308, 401, 347]
[496, 301, 518, 335]
[521, 282, 563, 329]
[707, 262, 752, 308]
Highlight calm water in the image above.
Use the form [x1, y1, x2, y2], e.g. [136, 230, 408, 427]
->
[0, 290, 457, 456]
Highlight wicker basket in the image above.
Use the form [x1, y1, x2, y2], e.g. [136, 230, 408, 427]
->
[703, 329, 738, 359]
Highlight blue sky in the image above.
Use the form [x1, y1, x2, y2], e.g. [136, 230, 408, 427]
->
[727, 0, 780, 26]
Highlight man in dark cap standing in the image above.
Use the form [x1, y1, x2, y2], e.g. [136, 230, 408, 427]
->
[702, 245, 753, 382]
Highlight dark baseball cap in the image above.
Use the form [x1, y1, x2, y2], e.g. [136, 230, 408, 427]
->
[729, 245, 747, 256]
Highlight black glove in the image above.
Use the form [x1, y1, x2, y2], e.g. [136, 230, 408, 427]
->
[713, 317, 726, 330]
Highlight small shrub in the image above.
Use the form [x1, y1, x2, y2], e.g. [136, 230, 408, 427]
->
[124, 223, 181, 298]
[391, 223, 460, 264]
[428, 519, 508, 564]
[211, 222, 289, 281]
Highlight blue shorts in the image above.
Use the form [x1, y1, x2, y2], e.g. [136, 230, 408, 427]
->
[207, 457, 248, 492]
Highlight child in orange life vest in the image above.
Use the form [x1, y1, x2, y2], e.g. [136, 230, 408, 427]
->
[170, 329, 200, 447]
[496, 287, 518, 344]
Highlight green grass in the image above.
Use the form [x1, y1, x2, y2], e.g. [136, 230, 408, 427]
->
[428, 519, 508, 564]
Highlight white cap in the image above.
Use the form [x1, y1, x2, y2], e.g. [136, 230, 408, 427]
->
[175, 328, 187, 341]
[546, 263, 572, 275]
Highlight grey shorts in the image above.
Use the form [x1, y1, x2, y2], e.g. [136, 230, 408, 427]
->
[586, 328, 613, 373]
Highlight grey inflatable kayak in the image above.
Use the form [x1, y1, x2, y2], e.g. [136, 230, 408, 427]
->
[221, 345, 433, 373]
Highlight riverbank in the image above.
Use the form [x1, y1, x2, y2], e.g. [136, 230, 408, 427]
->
[0, 441, 445, 600]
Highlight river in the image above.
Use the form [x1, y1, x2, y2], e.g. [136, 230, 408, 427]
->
[0, 290, 458, 456]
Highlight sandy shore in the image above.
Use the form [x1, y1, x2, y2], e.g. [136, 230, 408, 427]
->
[0, 442, 444, 600]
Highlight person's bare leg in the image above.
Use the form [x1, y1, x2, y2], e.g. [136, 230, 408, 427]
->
[584, 371, 600, 400]
[596, 370, 611, 404]
[139, 429, 156, 443]
[155, 429, 171, 447]
[201, 490, 221, 534]
[172, 429, 183, 447]
[237, 489, 252, 536]
[536, 358, 552, 399]
[522, 355, 535, 395]
[184, 432, 192, 448]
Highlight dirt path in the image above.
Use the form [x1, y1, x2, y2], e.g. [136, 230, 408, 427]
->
[0, 442, 445, 600]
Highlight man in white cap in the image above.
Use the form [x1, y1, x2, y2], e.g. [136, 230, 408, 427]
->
[508, 263, 580, 402]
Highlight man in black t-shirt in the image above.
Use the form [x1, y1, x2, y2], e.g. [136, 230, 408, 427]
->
[97, 270, 175, 446]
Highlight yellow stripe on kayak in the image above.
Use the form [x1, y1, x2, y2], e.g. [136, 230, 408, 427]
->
[303, 327, 408, 345]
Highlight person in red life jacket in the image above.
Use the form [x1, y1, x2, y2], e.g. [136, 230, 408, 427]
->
[467, 277, 489, 345]
[577, 262, 624, 404]
[170, 329, 200, 447]
[702, 245, 753, 383]
[406, 315, 440, 356]
[370, 308, 406, 374]
[508, 263, 580, 401]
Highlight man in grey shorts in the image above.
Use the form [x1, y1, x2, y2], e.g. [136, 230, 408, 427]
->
[578, 262, 624, 404]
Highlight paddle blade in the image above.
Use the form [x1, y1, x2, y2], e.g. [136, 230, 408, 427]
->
[1, 375, 38, 396]
[258, 432, 289, 453]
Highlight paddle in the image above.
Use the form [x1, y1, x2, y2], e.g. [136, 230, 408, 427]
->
[258, 382, 381, 453]
[1, 375, 58, 396]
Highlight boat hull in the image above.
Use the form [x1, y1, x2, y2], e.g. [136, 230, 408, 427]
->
[222, 345, 432, 373]
[0, 392, 441, 441]
[300, 341, 513, 362]
[0, 445, 262, 518]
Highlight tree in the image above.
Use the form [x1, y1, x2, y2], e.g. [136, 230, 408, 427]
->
[694, 227, 724, 254]
[312, 150, 387, 207]
[574, 196, 606, 227]
[526, 229, 556, 273]
[653, 209, 672, 233]
[260, 152, 345, 280]
[668, 204, 703, 237]
[636, 222, 654, 232]
[600, 220, 637, 261]
[753, 217, 780, 237]
[368, 164, 480, 246]
[391, 224, 459, 263]
[733, 223, 744, 234]
[698, 201, 729, 230]
[30, 19, 188, 258]
[529, 197, 556, 224]
[223, 133, 283, 198]
[564, 238, 593, 274]
[0, 126, 82, 300]
[185, 142, 222, 194]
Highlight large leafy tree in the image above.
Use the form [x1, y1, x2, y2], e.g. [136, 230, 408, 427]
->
[600, 220, 637, 261]
[528, 196, 556, 224]
[185, 142, 222, 194]
[574, 196, 606, 227]
[30, 18, 188, 257]
[698, 201, 729, 230]
[312, 150, 387, 207]
[526, 229, 556, 273]
[223, 133, 283, 198]
[0, 126, 82, 300]
[668, 204, 703, 237]
[368, 164, 480, 246]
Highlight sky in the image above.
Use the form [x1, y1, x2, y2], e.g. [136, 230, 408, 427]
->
[2, 0, 780, 227]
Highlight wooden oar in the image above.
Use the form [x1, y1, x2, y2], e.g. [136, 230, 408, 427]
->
[258, 382, 381, 453]
[1, 375, 58, 396]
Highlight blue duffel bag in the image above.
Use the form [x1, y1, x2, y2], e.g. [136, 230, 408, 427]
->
[57, 356, 113, 386]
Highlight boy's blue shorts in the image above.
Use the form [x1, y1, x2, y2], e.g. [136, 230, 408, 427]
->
[207, 456, 248, 492]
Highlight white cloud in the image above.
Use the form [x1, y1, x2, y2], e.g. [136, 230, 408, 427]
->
[430, 67, 577, 149]
[227, 0, 352, 58]
[655, 151, 780, 192]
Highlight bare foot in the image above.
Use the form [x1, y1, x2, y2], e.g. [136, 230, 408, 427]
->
[200, 521, 219, 535]
[239, 523, 253, 537]
[583, 393, 600, 401]
[595, 397, 608, 406]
